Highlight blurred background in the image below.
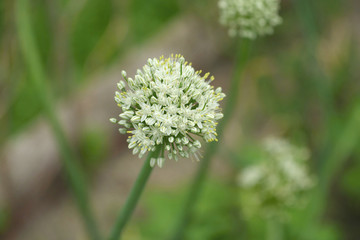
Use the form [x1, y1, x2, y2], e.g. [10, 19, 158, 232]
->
[0, 0, 360, 239]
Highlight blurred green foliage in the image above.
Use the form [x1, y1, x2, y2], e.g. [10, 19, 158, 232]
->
[7, 76, 42, 135]
[79, 127, 109, 173]
[31, 0, 53, 70]
[140, 181, 240, 240]
[139, 177, 342, 240]
[139, 190, 181, 239]
[0, 208, 10, 235]
[129, 0, 179, 43]
[0, 1, 4, 36]
[1, 1, 51, 138]
[341, 161, 360, 201]
[1, 0, 360, 239]
[187, 181, 240, 240]
[70, 0, 112, 69]
[1, 0, 181, 140]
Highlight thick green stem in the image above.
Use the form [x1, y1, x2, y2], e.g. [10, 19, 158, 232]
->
[108, 150, 158, 240]
[171, 39, 253, 240]
[15, 1, 101, 239]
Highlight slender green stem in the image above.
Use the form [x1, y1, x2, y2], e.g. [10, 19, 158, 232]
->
[15, 1, 101, 239]
[108, 150, 159, 240]
[171, 39, 253, 240]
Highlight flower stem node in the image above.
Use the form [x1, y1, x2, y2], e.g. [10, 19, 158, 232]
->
[111, 54, 225, 167]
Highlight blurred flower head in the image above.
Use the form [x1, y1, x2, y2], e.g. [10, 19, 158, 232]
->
[218, 0, 282, 39]
[238, 137, 315, 219]
[110, 54, 225, 167]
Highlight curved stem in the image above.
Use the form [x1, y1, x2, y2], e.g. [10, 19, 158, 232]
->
[15, 1, 101, 239]
[108, 150, 159, 240]
[171, 39, 253, 240]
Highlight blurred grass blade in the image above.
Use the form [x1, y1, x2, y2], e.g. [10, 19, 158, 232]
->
[70, 0, 112, 70]
[300, 100, 360, 239]
[129, 0, 179, 43]
[15, 0, 101, 239]
[292, 0, 334, 117]
[293, 0, 360, 218]
[321, 101, 360, 191]
[171, 39, 253, 240]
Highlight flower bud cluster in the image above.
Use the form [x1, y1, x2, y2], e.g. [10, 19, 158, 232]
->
[111, 54, 225, 167]
[218, 0, 282, 39]
[238, 137, 315, 219]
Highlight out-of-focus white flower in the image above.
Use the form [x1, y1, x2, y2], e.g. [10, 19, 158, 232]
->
[238, 137, 315, 219]
[218, 0, 282, 39]
[110, 54, 225, 167]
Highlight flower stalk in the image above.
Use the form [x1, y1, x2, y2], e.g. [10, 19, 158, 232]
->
[171, 39, 252, 240]
[109, 54, 226, 238]
[108, 149, 159, 240]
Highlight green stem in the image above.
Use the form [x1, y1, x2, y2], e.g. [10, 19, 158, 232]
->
[15, 1, 101, 239]
[108, 150, 158, 240]
[171, 39, 253, 240]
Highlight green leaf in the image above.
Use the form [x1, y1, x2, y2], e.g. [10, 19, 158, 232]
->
[30, 0, 53, 70]
[129, 0, 179, 43]
[79, 127, 108, 172]
[7, 76, 42, 135]
[341, 161, 360, 201]
[70, 0, 112, 68]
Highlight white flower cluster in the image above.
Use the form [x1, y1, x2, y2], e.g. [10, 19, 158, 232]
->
[110, 54, 225, 167]
[238, 137, 315, 219]
[218, 0, 282, 39]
